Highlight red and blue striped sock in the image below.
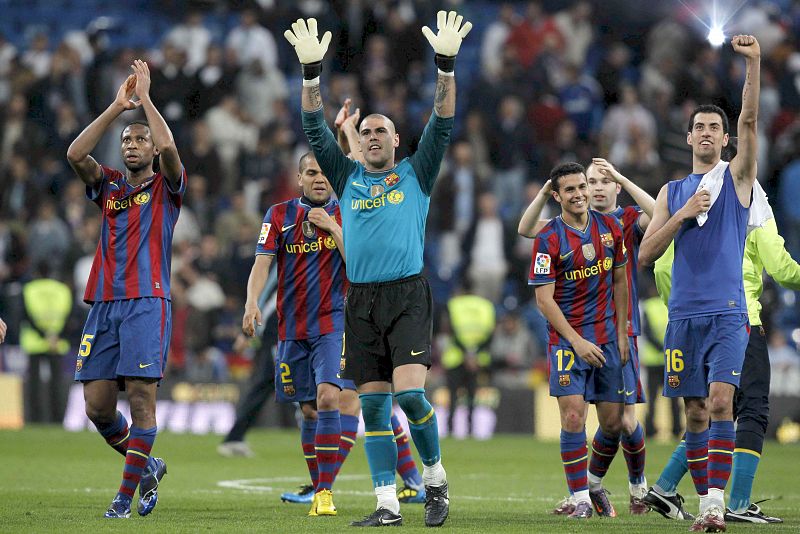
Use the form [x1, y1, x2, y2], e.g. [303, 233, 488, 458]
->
[392, 414, 423, 489]
[708, 420, 735, 492]
[561, 430, 589, 494]
[315, 410, 341, 491]
[95, 411, 130, 457]
[332, 414, 359, 480]
[117, 426, 156, 500]
[686, 428, 710, 497]
[621, 423, 646, 485]
[589, 428, 620, 484]
[301, 419, 319, 490]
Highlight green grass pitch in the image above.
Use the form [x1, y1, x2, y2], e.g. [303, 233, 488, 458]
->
[1, 427, 798, 532]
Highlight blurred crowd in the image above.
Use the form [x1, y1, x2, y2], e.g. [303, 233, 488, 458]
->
[2, 0, 800, 409]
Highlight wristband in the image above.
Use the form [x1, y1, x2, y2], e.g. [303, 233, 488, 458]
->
[301, 61, 322, 80]
[434, 54, 456, 73]
[437, 69, 455, 77]
[302, 76, 320, 87]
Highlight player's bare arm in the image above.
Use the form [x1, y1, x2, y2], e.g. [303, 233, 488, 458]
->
[67, 74, 140, 187]
[728, 34, 760, 204]
[284, 18, 332, 113]
[308, 208, 346, 261]
[0, 317, 6, 344]
[242, 254, 274, 337]
[518, 180, 552, 237]
[131, 60, 182, 189]
[639, 184, 710, 265]
[422, 11, 472, 118]
[535, 283, 606, 368]
[336, 100, 365, 164]
[612, 265, 629, 365]
[592, 157, 656, 229]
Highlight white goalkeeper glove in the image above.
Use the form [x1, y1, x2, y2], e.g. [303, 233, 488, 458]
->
[421, 10, 473, 70]
[284, 18, 332, 78]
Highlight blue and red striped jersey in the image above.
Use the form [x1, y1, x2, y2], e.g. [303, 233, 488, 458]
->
[529, 210, 627, 346]
[84, 165, 186, 303]
[611, 205, 645, 337]
[255, 197, 347, 341]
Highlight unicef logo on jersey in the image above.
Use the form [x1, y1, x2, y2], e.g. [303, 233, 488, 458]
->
[133, 192, 151, 206]
[564, 257, 614, 281]
[351, 189, 404, 211]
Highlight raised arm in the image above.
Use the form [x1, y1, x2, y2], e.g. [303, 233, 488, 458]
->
[66, 74, 140, 187]
[729, 35, 760, 204]
[518, 180, 552, 237]
[131, 60, 182, 188]
[335, 100, 365, 164]
[592, 157, 656, 229]
[639, 184, 710, 265]
[285, 18, 355, 197]
[410, 11, 472, 195]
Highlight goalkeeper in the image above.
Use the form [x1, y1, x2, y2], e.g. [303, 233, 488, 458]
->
[284, 11, 472, 528]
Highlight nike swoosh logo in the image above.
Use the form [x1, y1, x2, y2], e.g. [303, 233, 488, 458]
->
[380, 517, 402, 525]
[352, 181, 368, 188]
[732, 371, 741, 376]
[626, 390, 635, 396]
[411, 350, 425, 356]
[559, 251, 574, 260]
[617, 388, 625, 394]
[139, 363, 155, 369]
[281, 224, 296, 232]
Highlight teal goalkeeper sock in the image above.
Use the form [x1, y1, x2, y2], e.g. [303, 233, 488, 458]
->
[395, 389, 440, 466]
[360, 393, 397, 488]
[728, 449, 760, 513]
[655, 439, 688, 495]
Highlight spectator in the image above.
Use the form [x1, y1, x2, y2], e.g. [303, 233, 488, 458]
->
[166, 11, 211, 75]
[226, 8, 278, 72]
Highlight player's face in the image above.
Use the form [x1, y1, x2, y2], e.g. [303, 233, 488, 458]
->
[688, 112, 729, 162]
[587, 167, 620, 212]
[553, 173, 589, 217]
[120, 124, 157, 172]
[298, 157, 332, 203]
[358, 116, 399, 169]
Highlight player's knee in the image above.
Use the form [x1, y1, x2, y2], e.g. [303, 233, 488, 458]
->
[707, 394, 733, 419]
[359, 393, 391, 430]
[394, 389, 431, 421]
[560, 410, 584, 433]
[300, 402, 317, 420]
[622, 414, 638, 436]
[85, 403, 115, 425]
[600, 418, 623, 437]
[316, 385, 340, 411]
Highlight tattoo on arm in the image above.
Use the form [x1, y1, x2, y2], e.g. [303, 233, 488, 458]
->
[309, 85, 322, 109]
[434, 77, 448, 115]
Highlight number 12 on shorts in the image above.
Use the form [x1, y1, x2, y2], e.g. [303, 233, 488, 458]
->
[664, 349, 684, 372]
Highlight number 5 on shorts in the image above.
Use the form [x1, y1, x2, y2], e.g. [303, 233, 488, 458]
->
[665, 349, 684, 372]
[79, 334, 94, 357]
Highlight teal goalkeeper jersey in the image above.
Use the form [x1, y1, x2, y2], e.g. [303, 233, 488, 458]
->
[302, 108, 453, 283]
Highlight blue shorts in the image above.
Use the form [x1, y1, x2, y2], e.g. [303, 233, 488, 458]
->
[548, 341, 625, 403]
[662, 313, 749, 398]
[75, 298, 171, 384]
[622, 336, 646, 405]
[275, 332, 353, 403]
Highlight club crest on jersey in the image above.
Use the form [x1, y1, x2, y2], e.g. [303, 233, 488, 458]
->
[582, 243, 596, 261]
[133, 192, 151, 205]
[302, 221, 316, 239]
[559, 374, 570, 386]
[600, 232, 613, 248]
[534, 253, 551, 274]
[283, 385, 296, 397]
[340, 357, 346, 372]
[75, 358, 83, 372]
[370, 184, 385, 198]
[384, 172, 400, 187]
[387, 190, 404, 204]
[258, 223, 271, 244]
[668, 375, 680, 388]
[324, 236, 337, 250]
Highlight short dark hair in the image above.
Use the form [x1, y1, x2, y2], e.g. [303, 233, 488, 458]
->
[120, 120, 151, 140]
[550, 162, 586, 191]
[687, 104, 729, 134]
[298, 151, 315, 172]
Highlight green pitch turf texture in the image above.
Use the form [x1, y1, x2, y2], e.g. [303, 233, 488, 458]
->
[2, 427, 798, 532]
